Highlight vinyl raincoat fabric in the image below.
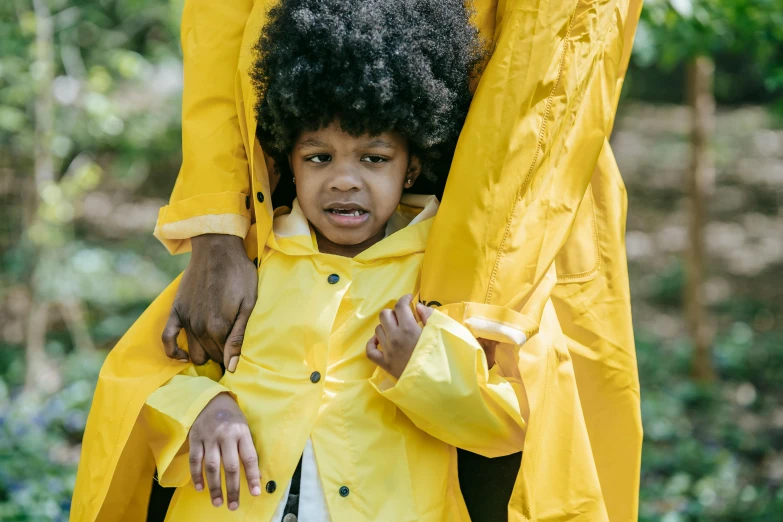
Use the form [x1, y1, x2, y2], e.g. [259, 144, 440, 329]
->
[421, 1, 644, 520]
[71, 0, 642, 520]
[142, 195, 528, 521]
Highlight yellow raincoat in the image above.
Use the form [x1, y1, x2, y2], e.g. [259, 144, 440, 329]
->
[142, 195, 527, 521]
[71, 0, 642, 520]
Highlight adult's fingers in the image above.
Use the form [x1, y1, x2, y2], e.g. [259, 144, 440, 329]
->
[186, 330, 210, 366]
[224, 301, 253, 372]
[189, 439, 205, 492]
[199, 334, 225, 365]
[203, 442, 224, 507]
[394, 294, 417, 330]
[238, 435, 261, 497]
[162, 309, 189, 362]
[221, 441, 241, 511]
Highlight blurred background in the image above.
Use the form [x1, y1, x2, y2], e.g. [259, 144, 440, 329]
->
[1, 0, 782, 520]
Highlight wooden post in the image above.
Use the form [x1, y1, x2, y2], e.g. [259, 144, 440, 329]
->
[686, 55, 716, 382]
[25, 0, 57, 392]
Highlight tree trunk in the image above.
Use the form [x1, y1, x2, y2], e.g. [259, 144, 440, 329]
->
[25, 0, 58, 392]
[686, 55, 716, 382]
[59, 300, 97, 353]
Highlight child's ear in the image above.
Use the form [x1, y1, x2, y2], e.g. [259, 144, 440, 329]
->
[404, 156, 422, 189]
[287, 154, 295, 183]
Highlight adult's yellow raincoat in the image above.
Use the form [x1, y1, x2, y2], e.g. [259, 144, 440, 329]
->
[71, 0, 642, 521]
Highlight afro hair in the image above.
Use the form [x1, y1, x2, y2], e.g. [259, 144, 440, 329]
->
[251, 0, 485, 202]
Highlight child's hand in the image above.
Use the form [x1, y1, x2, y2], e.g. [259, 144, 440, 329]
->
[188, 393, 261, 510]
[366, 294, 434, 379]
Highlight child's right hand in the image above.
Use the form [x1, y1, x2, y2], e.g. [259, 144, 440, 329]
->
[188, 393, 261, 511]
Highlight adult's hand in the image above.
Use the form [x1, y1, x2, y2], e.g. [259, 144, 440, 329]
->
[162, 234, 258, 371]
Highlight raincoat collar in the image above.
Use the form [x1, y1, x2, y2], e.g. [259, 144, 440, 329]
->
[267, 194, 439, 261]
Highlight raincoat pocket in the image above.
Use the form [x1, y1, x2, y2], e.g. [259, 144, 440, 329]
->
[556, 183, 600, 283]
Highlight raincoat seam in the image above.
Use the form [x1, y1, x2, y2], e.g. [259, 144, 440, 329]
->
[485, 0, 580, 305]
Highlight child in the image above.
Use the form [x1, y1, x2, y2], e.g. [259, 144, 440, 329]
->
[140, 0, 527, 520]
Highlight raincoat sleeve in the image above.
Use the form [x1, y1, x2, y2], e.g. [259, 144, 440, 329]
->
[418, 0, 641, 520]
[370, 310, 527, 458]
[140, 363, 230, 487]
[153, 0, 255, 255]
[425, 0, 639, 344]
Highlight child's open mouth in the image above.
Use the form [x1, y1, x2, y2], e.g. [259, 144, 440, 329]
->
[325, 206, 370, 227]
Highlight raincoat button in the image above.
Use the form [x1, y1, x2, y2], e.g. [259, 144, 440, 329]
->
[310, 371, 321, 383]
[245, 195, 251, 209]
[257, 191, 264, 203]
[327, 274, 339, 284]
[339, 486, 349, 497]
[266, 480, 277, 493]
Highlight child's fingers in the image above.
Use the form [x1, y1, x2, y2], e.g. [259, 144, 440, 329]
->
[378, 308, 398, 336]
[189, 440, 205, 492]
[394, 294, 418, 330]
[221, 441, 242, 511]
[238, 435, 261, 497]
[366, 336, 385, 367]
[203, 443, 224, 507]
[374, 324, 390, 353]
[416, 303, 435, 326]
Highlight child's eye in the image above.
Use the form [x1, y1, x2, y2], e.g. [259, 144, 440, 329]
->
[361, 155, 388, 164]
[307, 154, 331, 164]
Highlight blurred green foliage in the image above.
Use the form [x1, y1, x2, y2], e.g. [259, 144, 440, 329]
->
[1, 1, 186, 517]
[629, 0, 783, 106]
[0, 1, 782, 521]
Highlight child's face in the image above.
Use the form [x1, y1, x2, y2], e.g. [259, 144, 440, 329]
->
[290, 122, 420, 255]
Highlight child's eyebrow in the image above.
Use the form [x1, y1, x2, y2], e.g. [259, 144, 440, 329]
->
[363, 139, 396, 149]
[297, 138, 331, 149]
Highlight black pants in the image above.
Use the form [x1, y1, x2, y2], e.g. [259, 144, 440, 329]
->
[147, 450, 521, 522]
[457, 449, 522, 522]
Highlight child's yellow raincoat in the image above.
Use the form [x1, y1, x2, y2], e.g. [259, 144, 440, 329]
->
[71, 0, 643, 521]
[143, 195, 527, 521]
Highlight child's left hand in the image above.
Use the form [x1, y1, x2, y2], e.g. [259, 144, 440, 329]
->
[366, 294, 434, 379]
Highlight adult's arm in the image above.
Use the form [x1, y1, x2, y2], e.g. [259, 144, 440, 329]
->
[154, 0, 255, 254]
[422, 0, 641, 520]
[157, 0, 259, 368]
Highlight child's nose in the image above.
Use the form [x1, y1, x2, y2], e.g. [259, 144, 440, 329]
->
[329, 165, 362, 192]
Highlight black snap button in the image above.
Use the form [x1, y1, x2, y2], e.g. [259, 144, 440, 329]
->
[257, 191, 264, 203]
[266, 480, 277, 493]
[339, 486, 349, 497]
[310, 371, 321, 383]
[253, 257, 258, 268]
[327, 274, 339, 284]
[245, 195, 251, 209]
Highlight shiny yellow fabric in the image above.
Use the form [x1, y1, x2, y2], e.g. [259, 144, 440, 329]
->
[420, 0, 643, 520]
[72, 0, 643, 520]
[140, 198, 526, 522]
[548, 9, 644, 519]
